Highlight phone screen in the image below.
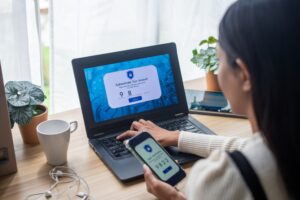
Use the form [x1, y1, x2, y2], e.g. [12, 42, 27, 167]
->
[135, 138, 180, 181]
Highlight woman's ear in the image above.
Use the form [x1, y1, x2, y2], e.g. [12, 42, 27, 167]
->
[235, 58, 251, 92]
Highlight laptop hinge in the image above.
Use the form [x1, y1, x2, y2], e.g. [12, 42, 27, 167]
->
[174, 113, 186, 117]
[92, 127, 127, 139]
[93, 132, 106, 138]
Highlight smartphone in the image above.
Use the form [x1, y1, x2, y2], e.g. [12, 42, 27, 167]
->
[125, 132, 186, 186]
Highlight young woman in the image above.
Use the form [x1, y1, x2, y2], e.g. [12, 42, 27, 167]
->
[117, 0, 300, 199]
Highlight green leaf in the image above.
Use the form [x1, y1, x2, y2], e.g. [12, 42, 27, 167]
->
[210, 56, 218, 65]
[19, 81, 35, 90]
[200, 49, 205, 55]
[192, 49, 198, 56]
[210, 60, 216, 66]
[32, 106, 44, 116]
[28, 87, 45, 105]
[213, 68, 219, 74]
[199, 39, 208, 46]
[197, 57, 204, 66]
[203, 58, 210, 67]
[197, 53, 205, 59]
[205, 67, 210, 73]
[5, 81, 30, 107]
[207, 47, 216, 56]
[208, 36, 218, 44]
[10, 105, 33, 126]
[19, 81, 45, 105]
[210, 64, 218, 71]
[191, 57, 198, 64]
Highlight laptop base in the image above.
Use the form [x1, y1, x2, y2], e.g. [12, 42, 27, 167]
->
[89, 114, 214, 182]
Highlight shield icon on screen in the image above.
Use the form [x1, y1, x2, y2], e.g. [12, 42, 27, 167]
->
[127, 70, 134, 79]
[144, 145, 152, 153]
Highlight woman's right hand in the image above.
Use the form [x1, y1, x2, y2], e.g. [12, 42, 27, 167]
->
[116, 119, 179, 147]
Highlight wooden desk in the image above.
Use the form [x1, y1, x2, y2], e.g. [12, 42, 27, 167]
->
[0, 109, 251, 200]
[0, 79, 252, 200]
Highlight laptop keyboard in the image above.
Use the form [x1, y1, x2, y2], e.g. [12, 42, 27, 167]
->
[100, 137, 132, 159]
[99, 118, 204, 159]
[157, 118, 204, 133]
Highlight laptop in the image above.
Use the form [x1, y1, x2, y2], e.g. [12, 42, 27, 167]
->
[72, 43, 215, 182]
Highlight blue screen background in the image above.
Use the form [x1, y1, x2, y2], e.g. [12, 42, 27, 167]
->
[84, 54, 179, 123]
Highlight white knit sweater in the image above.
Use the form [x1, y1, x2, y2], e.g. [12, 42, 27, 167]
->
[178, 132, 290, 200]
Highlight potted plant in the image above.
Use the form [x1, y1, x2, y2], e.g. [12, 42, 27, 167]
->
[5, 81, 48, 145]
[191, 36, 221, 91]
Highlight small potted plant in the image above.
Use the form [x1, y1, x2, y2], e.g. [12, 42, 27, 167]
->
[191, 36, 221, 91]
[5, 81, 48, 145]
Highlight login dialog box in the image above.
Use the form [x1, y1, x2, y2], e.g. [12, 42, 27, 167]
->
[103, 65, 162, 109]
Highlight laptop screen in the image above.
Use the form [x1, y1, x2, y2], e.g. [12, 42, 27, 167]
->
[84, 54, 179, 123]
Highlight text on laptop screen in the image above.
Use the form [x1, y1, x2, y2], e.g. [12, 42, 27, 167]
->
[84, 54, 179, 123]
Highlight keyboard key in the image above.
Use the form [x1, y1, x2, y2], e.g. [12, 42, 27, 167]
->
[157, 118, 204, 134]
[99, 137, 132, 159]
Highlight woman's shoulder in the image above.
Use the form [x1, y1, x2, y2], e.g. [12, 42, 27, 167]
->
[241, 134, 290, 200]
[185, 134, 290, 200]
[185, 149, 252, 200]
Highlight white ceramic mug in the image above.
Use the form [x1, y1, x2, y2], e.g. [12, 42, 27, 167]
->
[37, 120, 78, 166]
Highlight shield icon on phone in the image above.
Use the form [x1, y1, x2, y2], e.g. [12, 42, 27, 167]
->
[127, 70, 134, 79]
[144, 144, 152, 153]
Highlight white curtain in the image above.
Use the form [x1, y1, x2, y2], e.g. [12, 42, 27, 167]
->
[158, 0, 235, 81]
[50, 0, 235, 113]
[50, 0, 159, 113]
[0, 0, 41, 85]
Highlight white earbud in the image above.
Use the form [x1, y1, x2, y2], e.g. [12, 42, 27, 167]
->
[45, 190, 52, 198]
[77, 191, 89, 199]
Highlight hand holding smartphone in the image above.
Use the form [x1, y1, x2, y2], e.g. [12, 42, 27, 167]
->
[125, 132, 186, 186]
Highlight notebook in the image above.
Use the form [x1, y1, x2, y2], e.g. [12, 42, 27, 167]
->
[0, 63, 17, 176]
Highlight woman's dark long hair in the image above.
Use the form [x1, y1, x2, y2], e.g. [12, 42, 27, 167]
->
[219, 0, 300, 198]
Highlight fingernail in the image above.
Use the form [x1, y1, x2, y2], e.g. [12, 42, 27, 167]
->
[143, 164, 147, 170]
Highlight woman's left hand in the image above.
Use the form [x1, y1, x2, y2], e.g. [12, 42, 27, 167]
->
[143, 165, 186, 200]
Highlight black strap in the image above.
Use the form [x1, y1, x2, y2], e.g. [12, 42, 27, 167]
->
[228, 151, 268, 200]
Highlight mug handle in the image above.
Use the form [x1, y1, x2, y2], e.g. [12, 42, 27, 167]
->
[70, 121, 78, 133]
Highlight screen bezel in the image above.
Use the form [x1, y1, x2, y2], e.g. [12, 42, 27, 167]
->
[128, 132, 186, 186]
[72, 43, 188, 139]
